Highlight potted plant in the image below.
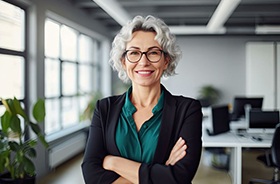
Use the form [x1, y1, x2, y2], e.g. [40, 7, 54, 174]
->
[198, 85, 220, 107]
[0, 97, 48, 184]
[80, 91, 103, 122]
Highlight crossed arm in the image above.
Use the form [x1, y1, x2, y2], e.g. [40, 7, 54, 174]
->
[82, 98, 202, 184]
[103, 137, 187, 184]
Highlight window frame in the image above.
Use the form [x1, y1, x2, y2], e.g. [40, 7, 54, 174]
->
[0, 0, 28, 109]
[0, 0, 32, 141]
[44, 14, 102, 138]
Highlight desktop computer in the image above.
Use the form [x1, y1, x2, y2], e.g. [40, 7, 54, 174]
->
[230, 97, 263, 122]
[206, 105, 230, 136]
[247, 109, 280, 134]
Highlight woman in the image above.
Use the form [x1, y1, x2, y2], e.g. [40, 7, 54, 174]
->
[82, 15, 202, 184]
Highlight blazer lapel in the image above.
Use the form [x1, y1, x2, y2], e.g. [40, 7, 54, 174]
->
[105, 86, 177, 163]
[153, 87, 177, 163]
[106, 94, 126, 155]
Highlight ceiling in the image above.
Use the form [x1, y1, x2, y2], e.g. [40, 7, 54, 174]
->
[70, 0, 280, 36]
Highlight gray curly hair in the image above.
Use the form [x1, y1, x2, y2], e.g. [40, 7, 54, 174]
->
[109, 15, 182, 83]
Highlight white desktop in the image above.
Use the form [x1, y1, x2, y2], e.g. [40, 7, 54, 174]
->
[201, 106, 278, 184]
[203, 106, 279, 134]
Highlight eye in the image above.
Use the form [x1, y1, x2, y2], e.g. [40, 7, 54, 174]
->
[128, 50, 140, 56]
[148, 50, 161, 56]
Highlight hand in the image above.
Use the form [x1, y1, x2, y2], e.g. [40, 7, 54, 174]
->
[103, 155, 140, 184]
[104, 157, 134, 184]
[103, 155, 114, 170]
[165, 137, 187, 166]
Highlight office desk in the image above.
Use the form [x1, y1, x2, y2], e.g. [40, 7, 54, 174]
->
[202, 129, 272, 184]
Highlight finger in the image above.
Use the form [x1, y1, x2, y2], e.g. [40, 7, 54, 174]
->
[169, 145, 187, 165]
[168, 144, 187, 165]
[165, 137, 187, 165]
[166, 138, 185, 162]
[170, 137, 185, 154]
[166, 143, 187, 165]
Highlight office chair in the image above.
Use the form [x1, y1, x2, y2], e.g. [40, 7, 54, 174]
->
[249, 123, 280, 184]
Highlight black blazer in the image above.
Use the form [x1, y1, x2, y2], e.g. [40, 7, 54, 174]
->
[82, 85, 203, 184]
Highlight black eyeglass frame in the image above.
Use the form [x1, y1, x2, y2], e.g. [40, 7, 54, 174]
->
[123, 49, 166, 63]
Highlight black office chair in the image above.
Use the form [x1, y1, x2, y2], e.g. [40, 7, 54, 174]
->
[249, 123, 280, 184]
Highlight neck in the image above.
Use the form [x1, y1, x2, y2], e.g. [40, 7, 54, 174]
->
[130, 84, 161, 108]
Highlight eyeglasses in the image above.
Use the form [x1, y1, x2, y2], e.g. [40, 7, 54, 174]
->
[123, 49, 165, 63]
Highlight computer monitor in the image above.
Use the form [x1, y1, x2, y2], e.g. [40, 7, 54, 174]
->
[206, 105, 230, 136]
[248, 110, 279, 133]
[231, 97, 263, 121]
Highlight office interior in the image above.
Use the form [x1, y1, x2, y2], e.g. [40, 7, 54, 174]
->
[1, 0, 280, 183]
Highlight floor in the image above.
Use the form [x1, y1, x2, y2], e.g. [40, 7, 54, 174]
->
[37, 148, 274, 184]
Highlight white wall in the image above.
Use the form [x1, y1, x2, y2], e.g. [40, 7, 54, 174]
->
[162, 36, 280, 106]
[246, 42, 276, 109]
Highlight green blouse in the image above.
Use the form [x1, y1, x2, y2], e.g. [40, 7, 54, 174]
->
[115, 87, 164, 163]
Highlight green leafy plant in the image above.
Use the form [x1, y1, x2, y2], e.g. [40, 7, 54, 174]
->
[0, 97, 48, 180]
[198, 85, 220, 105]
[80, 92, 103, 121]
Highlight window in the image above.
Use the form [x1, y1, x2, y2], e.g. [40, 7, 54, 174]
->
[0, 0, 26, 99]
[44, 18, 101, 135]
[0, 0, 26, 115]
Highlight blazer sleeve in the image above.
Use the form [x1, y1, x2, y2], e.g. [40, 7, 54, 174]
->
[139, 99, 203, 184]
[81, 100, 119, 184]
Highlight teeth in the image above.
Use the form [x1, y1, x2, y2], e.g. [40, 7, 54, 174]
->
[137, 71, 152, 74]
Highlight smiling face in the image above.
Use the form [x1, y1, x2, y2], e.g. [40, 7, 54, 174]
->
[122, 31, 169, 88]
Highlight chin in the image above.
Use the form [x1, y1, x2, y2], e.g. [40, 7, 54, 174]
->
[134, 80, 160, 87]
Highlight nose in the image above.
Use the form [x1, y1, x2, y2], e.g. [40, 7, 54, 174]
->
[138, 53, 150, 66]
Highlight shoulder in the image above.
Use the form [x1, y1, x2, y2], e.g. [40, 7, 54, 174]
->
[174, 95, 200, 106]
[170, 95, 202, 114]
[162, 86, 201, 109]
[97, 93, 126, 110]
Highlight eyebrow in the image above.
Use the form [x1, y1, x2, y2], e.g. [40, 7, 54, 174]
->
[126, 46, 162, 50]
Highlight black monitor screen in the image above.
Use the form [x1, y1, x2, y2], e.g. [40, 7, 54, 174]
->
[210, 105, 230, 135]
[231, 97, 263, 121]
[249, 110, 280, 129]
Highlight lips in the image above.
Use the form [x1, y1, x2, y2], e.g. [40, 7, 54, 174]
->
[136, 70, 154, 74]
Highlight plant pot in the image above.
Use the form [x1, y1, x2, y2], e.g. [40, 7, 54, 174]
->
[0, 173, 36, 184]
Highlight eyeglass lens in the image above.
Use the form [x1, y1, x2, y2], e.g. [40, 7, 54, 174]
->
[126, 50, 163, 63]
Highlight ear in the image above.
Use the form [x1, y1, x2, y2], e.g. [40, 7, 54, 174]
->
[121, 58, 126, 69]
[164, 55, 170, 69]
